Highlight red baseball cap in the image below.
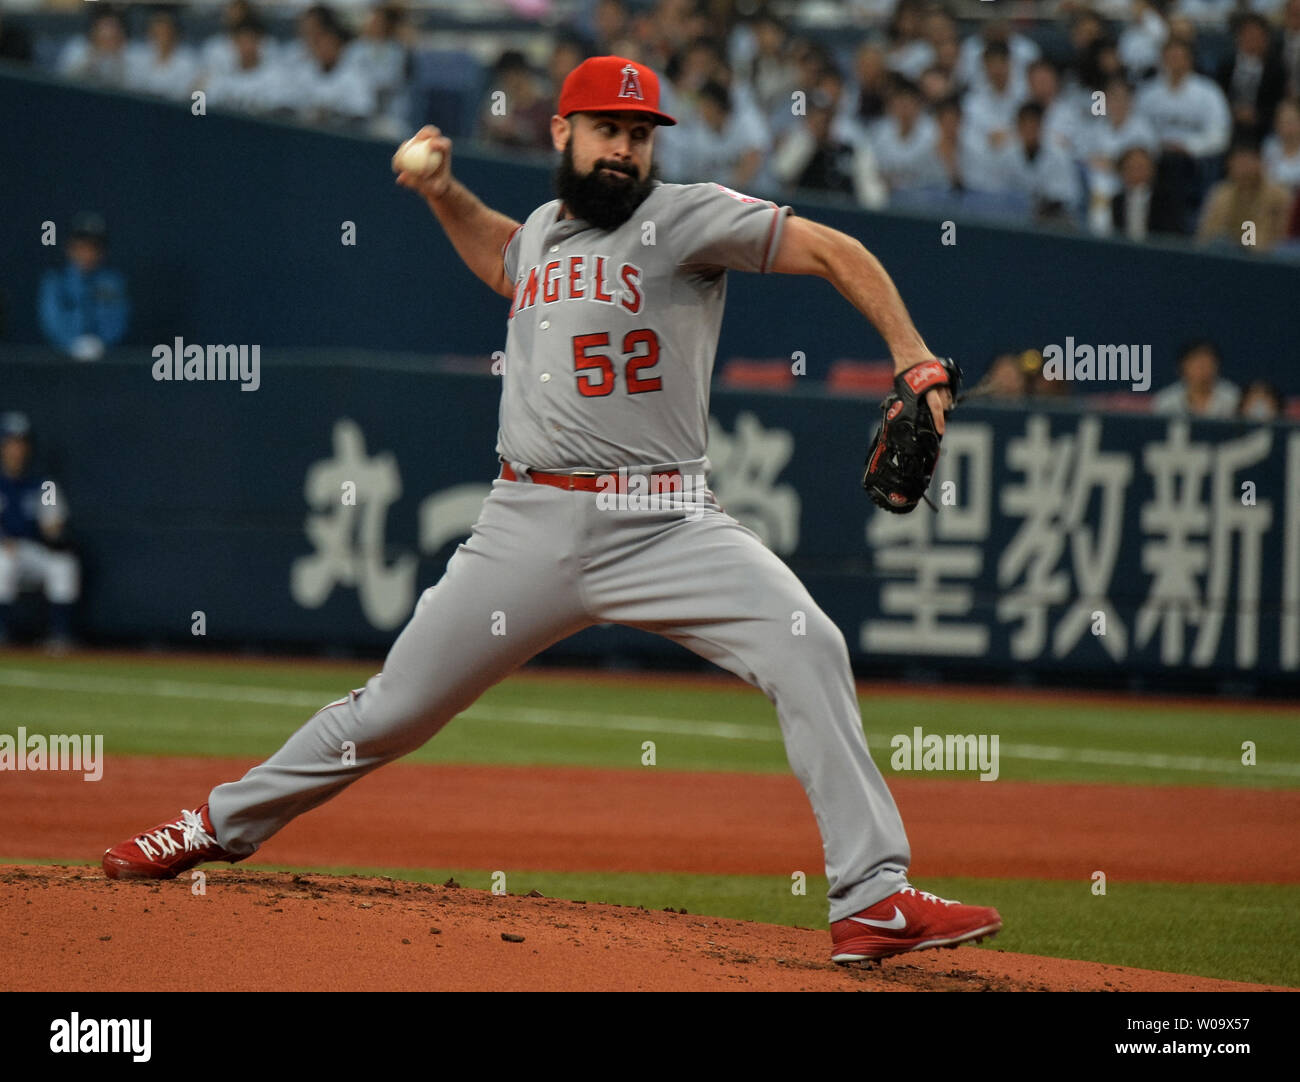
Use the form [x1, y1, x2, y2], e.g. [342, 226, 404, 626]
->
[558, 55, 677, 126]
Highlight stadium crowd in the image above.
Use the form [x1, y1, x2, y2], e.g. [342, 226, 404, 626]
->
[3, 0, 1299, 250]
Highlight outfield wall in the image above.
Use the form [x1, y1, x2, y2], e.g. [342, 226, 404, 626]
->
[4, 351, 1296, 688]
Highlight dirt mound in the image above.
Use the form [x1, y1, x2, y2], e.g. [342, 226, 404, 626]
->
[1, 866, 1287, 992]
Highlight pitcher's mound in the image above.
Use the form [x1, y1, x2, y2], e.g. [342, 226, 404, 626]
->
[0, 866, 1284, 992]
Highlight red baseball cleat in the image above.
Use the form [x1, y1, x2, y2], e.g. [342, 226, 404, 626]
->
[831, 885, 1002, 963]
[102, 804, 234, 881]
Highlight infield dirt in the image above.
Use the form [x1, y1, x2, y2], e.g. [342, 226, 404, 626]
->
[2, 755, 1298, 991]
[2, 866, 1290, 992]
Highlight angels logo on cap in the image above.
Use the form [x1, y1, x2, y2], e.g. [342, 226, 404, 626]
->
[558, 56, 677, 126]
[617, 63, 643, 101]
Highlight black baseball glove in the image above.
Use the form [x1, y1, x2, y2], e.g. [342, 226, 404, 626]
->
[862, 357, 962, 513]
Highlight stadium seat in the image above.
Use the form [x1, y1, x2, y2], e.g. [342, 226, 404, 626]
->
[827, 360, 895, 397]
[1087, 392, 1154, 413]
[718, 358, 795, 390]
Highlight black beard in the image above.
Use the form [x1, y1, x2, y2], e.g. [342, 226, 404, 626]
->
[553, 140, 657, 230]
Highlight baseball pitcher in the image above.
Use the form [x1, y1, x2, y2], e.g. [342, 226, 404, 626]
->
[104, 56, 1000, 964]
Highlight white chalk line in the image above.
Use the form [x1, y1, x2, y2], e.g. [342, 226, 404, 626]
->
[0, 668, 1296, 778]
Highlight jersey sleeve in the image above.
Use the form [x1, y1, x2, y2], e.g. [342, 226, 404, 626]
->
[672, 183, 794, 274]
[502, 223, 524, 282]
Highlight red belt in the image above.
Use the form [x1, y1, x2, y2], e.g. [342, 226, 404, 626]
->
[499, 462, 682, 493]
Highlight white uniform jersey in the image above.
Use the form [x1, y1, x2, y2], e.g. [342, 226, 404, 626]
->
[1135, 73, 1232, 158]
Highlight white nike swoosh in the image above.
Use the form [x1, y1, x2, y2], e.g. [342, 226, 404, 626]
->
[850, 907, 907, 930]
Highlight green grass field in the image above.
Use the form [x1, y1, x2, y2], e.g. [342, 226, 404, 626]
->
[2, 653, 1297, 986]
[2, 655, 1297, 786]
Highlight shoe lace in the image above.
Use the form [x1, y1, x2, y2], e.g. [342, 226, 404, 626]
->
[901, 885, 958, 906]
[134, 809, 217, 861]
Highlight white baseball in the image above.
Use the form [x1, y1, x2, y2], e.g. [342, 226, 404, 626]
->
[395, 141, 444, 176]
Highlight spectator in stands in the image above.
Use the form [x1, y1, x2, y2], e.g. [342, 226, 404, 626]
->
[933, 95, 965, 192]
[772, 89, 886, 208]
[886, 0, 932, 82]
[296, 9, 375, 126]
[348, 3, 411, 132]
[1119, 0, 1169, 81]
[1067, 7, 1108, 56]
[736, 10, 796, 127]
[645, 0, 706, 69]
[788, 38, 834, 112]
[664, 35, 771, 171]
[203, 15, 291, 115]
[922, 9, 962, 87]
[200, 0, 262, 80]
[1217, 12, 1286, 141]
[547, 32, 592, 101]
[673, 31, 720, 96]
[671, 79, 767, 191]
[956, 17, 1038, 98]
[918, 65, 955, 109]
[1004, 102, 1082, 222]
[962, 42, 1025, 193]
[126, 5, 199, 102]
[982, 351, 1031, 398]
[38, 214, 129, 363]
[1026, 58, 1082, 154]
[1083, 75, 1159, 174]
[815, 63, 869, 147]
[1138, 37, 1232, 161]
[869, 76, 944, 194]
[591, 0, 630, 53]
[1166, 14, 1199, 44]
[281, 3, 332, 79]
[57, 5, 130, 88]
[0, 413, 81, 652]
[1153, 339, 1241, 416]
[1082, 76, 1159, 225]
[1264, 98, 1300, 190]
[618, 5, 668, 67]
[1197, 138, 1292, 250]
[478, 50, 553, 152]
[849, 41, 893, 127]
[1024, 349, 1070, 398]
[1095, 144, 1185, 238]
[1074, 30, 1123, 98]
[0, 11, 34, 65]
[1238, 379, 1284, 421]
[1138, 35, 1232, 231]
[665, 34, 729, 115]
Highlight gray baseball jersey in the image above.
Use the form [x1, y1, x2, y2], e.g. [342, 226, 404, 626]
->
[497, 181, 793, 471]
[206, 177, 914, 926]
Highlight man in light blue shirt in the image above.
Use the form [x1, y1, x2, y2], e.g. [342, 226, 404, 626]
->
[38, 213, 130, 361]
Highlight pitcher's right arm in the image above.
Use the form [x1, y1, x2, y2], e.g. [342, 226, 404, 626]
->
[393, 126, 520, 299]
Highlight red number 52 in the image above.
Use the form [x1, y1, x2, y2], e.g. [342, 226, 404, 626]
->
[572, 329, 662, 397]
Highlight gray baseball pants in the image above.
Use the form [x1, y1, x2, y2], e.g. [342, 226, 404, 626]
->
[208, 473, 910, 920]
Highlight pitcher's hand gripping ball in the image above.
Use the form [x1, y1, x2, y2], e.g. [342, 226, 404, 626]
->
[393, 139, 444, 177]
[862, 357, 962, 513]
